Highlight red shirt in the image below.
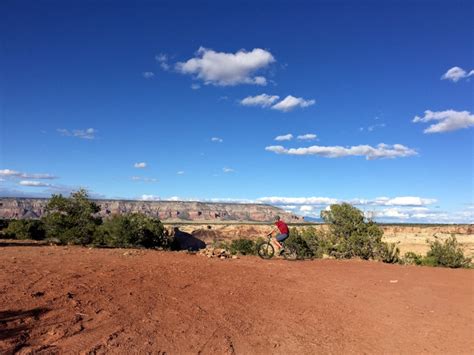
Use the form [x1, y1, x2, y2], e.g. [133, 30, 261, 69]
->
[275, 220, 289, 234]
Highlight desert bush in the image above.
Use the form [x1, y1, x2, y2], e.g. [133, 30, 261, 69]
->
[42, 189, 102, 245]
[0, 219, 11, 239]
[377, 242, 400, 264]
[425, 235, 471, 268]
[94, 213, 167, 248]
[284, 228, 315, 259]
[229, 238, 255, 255]
[3, 219, 46, 240]
[321, 203, 385, 260]
[402, 251, 424, 265]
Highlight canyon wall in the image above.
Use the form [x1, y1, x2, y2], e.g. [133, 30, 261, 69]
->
[0, 198, 303, 223]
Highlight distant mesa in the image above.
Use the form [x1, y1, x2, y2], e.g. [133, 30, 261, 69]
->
[0, 198, 303, 223]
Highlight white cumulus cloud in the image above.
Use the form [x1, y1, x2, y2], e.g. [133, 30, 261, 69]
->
[441, 66, 474, 82]
[271, 95, 315, 112]
[373, 196, 437, 206]
[274, 134, 293, 141]
[371, 208, 410, 219]
[140, 194, 160, 201]
[299, 205, 314, 213]
[240, 94, 280, 107]
[211, 137, 223, 143]
[413, 110, 474, 133]
[265, 143, 417, 160]
[175, 47, 275, 86]
[297, 133, 317, 141]
[134, 162, 147, 169]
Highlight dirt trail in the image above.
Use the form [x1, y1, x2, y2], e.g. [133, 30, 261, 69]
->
[1, 242, 473, 354]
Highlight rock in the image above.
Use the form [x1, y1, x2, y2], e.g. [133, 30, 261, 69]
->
[198, 247, 233, 259]
[322, 254, 335, 259]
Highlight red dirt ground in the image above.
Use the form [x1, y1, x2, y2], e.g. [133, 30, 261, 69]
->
[1, 241, 473, 354]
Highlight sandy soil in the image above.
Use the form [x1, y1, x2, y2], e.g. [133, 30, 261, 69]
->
[1, 241, 473, 354]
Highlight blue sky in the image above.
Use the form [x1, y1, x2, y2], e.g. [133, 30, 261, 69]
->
[1, 0, 473, 222]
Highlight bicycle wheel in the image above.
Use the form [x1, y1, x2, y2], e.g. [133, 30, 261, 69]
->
[257, 242, 275, 259]
[282, 245, 298, 261]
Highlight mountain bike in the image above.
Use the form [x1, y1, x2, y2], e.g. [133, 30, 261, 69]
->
[256, 233, 298, 260]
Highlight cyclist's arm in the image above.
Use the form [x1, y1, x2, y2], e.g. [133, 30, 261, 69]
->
[268, 226, 278, 236]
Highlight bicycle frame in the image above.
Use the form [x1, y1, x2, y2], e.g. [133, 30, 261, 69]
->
[267, 234, 283, 249]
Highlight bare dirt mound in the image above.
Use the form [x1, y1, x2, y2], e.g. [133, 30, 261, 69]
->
[1, 242, 473, 354]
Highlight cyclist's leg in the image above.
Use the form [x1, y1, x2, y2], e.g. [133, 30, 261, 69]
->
[276, 233, 289, 254]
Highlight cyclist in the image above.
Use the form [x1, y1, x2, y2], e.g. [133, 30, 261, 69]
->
[268, 215, 289, 254]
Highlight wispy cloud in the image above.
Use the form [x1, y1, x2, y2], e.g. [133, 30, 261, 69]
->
[155, 53, 170, 71]
[57, 128, 97, 140]
[19, 180, 52, 187]
[240, 94, 280, 107]
[297, 133, 317, 141]
[222, 167, 235, 173]
[265, 143, 417, 160]
[142, 71, 155, 79]
[360, 123, 386, 132]
[134, 162, 147, 169]
[0, 169, 57, 179]
[441, 66, 474, 82]
[274, 134, 293, 141]
[131, 176, 158, 183]
[175, 47, 275, 86]
[413, 110, 474, 133]
[271, 95, 315, 112]
[190, 83, 201, 90]
[258, 196, 437, 211]
[177, 171, 185, 175]
[211, 137, 223, 143]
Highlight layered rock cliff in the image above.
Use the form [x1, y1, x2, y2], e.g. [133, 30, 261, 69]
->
[0, 198, 303, 223]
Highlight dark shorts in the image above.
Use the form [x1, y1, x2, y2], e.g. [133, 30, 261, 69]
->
[276, 233, 289, 242]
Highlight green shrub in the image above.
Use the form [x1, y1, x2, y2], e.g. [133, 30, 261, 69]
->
[3, 219, 46, 240]
[401, 238, 471, 268]
[42, 189, 102, 245]
[229, 238, 255, 255]
[94, 213, 167, 248]
[425, 235, 471, 268]
[297, 227, 334, 258]
[321, 204, 385, 260]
